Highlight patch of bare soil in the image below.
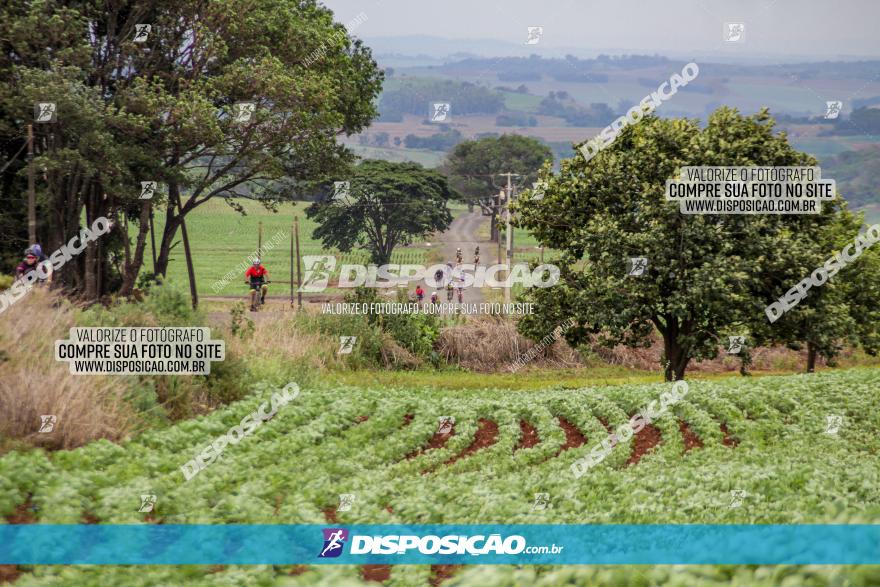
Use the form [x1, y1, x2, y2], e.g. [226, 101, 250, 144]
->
[679, 420, 704, 452]
[626, 424, 662, 465]
[323, 507, 338, 523]
[430, 564, 462, 586]
[361, 565, 392, 582]
[402, 414, 414, 427]
[554, 417, 586, 455]
[289, 565, 309, 576]
[441, 419, 498, 466]
[404, 423, 455, 460]
[720, 423, 739, 447]
[355, 415, 369, 424]
[514, 419, 540, 451]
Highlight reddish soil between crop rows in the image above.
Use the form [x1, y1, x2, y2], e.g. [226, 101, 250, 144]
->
[442, 418, 498, 466]
[555, 417, 586, 455]
[361, 564, 392, 582]
[679, 420, 704, 452]
[720, 423, 739, 446]
[626, 424, 663, 465]
[514, 419, 540, 451]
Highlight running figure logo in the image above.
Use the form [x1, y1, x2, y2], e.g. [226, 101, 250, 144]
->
[727, 336, 745, 354]
[728, 490, 747, 508]
[532, 492, 551, 510]
[140, 181, 157, 200]
[626, 257, 648, 277]
[824, 101, 843, 120]
[430, 103, 450, 123]
[35, 102, 57, 123]
[133, 24, 151, 43]
[724, 23, 745, 42]
[38, 415, 57, 433]
[299, 255, 336, 292]
[525, 26, 543, 45]
[338, 336, 356, 355]
[138, 494, 157, 513]
[318, 528, 349, 558]
[333, 181, 350, 201]
[234, 102, 256, 123]
[337, 493, 356, 512]
[825, 414, 843, 435]
[437, 416, 454, 434]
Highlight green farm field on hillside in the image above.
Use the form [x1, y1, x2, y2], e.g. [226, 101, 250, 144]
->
[134, 200, 429, 298]
[2, 368, 878, 585]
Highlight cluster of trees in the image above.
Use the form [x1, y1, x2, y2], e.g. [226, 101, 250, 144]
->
[446, 54, 671, 81]
[537, 93, 617, 126]
[0, 0, 382, 302]
[377, 79, 504, 122]
[514, 107, 880, 380]
[495, 113, 538, 127]
[403, 130, 464, 151]
[821, 147, 880, 208]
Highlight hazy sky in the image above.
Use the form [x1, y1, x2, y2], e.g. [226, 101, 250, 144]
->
[321, 0, 880, 59]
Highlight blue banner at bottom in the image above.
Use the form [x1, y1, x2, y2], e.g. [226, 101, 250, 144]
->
[1, 525, 878, 565]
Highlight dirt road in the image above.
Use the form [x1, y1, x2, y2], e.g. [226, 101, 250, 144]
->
[433, 209, 488, 304]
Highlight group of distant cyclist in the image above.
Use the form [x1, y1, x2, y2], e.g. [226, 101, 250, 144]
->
[414, 246, 480, 305]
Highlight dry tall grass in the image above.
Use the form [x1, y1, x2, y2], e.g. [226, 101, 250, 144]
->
[437, 315, 582, 372]
[0, 289, 136, 450]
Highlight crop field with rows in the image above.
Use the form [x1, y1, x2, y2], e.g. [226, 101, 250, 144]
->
[2, 369, 879, 586]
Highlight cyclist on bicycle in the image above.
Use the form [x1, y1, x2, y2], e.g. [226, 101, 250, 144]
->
[244, 258, 270, 311]
[455, 247, 463, 263]
[430, 291, 439, 305]
[415, 284, 425, 302]
[446, 281, 454, 301]
[15, 245, 53, 285]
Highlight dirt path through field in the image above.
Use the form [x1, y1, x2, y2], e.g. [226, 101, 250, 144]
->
[432, 209, 489, 304]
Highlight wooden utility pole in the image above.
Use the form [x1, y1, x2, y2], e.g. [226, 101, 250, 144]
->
[27, 124, 35, 244]
[174, 190, 198, 309]
[496, 190, 503, 266]
[258, 221, 263, 256]
[294, 216, 302, 310]
[149, 208, 158, 273]
[498, 172, 519, 303]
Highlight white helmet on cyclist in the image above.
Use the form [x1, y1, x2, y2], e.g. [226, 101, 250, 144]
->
[253, 258, 261, 266]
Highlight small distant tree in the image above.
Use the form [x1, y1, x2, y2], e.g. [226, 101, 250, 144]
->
[441, 135, 551, 242]
[307, 160, 454, 264]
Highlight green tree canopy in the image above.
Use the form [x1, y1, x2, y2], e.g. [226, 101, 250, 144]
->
[515, 107, 871, 380]
[306, 160, 454, 264]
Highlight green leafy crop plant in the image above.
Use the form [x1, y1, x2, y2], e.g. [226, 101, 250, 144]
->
[2, 369, 879, 585]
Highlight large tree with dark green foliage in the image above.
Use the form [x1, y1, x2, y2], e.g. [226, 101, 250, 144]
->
[515, 107, 877, 380]
[441, 134, 551, 242]
[306, 160, 454, 264]
[0, 0, 382, 300]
